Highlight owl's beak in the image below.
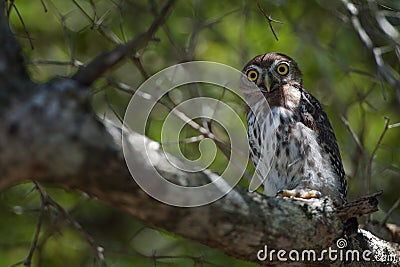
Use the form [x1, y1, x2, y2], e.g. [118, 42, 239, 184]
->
[264, 75, 271, 92]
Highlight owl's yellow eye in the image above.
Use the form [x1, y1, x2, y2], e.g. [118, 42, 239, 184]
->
[276, 63, 289, 75]
[247, 70, 259, 81]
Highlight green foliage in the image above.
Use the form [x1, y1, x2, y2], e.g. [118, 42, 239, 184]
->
[2, 0, 400, 266]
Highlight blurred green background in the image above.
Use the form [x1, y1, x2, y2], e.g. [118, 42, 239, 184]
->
[1, 0, 399, 266]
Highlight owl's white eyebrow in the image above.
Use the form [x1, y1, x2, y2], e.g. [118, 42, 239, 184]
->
[246, 65, 262, 72]
[272, 59, 285, 66]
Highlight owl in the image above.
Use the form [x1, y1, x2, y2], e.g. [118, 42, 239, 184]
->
[241, 52, 347, 206]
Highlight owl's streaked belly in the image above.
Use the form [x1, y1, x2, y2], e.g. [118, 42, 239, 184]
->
[247, 106, 341, 199]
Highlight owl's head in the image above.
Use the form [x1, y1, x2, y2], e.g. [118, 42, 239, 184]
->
[242, 52, 303, 94]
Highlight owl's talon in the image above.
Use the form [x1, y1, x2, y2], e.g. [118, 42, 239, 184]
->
[276, 189, 322, 199]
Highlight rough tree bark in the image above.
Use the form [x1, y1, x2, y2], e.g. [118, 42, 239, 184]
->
[0, 7, 399, 267]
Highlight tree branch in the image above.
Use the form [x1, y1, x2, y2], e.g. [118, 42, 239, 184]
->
[0, 76, 399, 265]
[0, 8, 399, 267]
[71, 0, 176, 86]
[256, 1, 283, 41]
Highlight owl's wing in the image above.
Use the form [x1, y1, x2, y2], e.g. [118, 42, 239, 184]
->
[297, 88, 347, 197]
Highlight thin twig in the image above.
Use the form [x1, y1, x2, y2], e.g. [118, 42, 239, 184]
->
[39, 0, 48, 13]
[105, 77, 173, 110]
[381, 197, 400, 226]
[256, 0, 283, 41]
[71, 0, 121, 43]
[161, 135, 205, 146]
[148, 0, 183, 59]
[25, 183, 46, 265]
[9, 183, 46, 267]
[28, 60, 83, 67]
[72, 0, 176, 86]
[35, 183, 108, 266]
[31, 193, 91, 263]
[340, 114, 365, 154]
[71, 0, 93, 22]
[366, 117, 390, 191]
[6, 0, 16, 17]
[105, 78, 233, 149]
[366, 117, 390, 222]
[388, 122, 400, 128]
[89, 0, 98, 21]
[7, 3, 34, 49]
[131, 54, 150, 79]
